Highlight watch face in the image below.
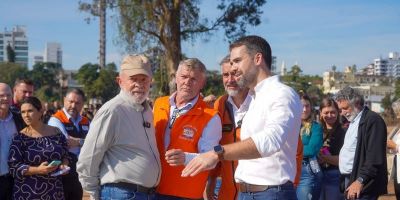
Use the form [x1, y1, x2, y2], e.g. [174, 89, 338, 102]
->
[214, 145, 223, 153]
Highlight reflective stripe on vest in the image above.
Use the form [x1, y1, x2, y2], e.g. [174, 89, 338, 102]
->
[52, 110, 90, 139]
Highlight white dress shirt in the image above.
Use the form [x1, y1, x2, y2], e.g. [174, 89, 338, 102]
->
[235, 75, 303, 185]
[339, 109, 363, 174]
[0, 112, 17, 175]
[164, 93, 222, 165]
[227, 94, 252, 127]
[48, 108, 87, 155]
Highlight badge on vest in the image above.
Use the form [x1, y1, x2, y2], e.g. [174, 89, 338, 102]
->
[81, 125, 89, 131]
[65, 126, 74, 131]
[180, 126, 197, 141]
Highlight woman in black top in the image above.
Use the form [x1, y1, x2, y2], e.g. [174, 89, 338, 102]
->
[318, 97, 346, 200]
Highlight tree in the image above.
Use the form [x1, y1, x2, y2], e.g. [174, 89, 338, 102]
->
[331, 65, 336, 72]
[203, 70, 224, 97]
[29, 62, 63, 102]
[6, 43, 16, 63]
[0, 62, 29, 86]
[351, 64, 357, 73]
[395, 79, 400, 100]
[75, 62, 119, 102]
[79, 0, 267, 85]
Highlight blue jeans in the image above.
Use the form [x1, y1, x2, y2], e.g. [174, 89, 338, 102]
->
[319, 168, 343, 200]
[100, 184, 154, 200]
[297, 161, 323, 200]
[238, 182, 297, 200]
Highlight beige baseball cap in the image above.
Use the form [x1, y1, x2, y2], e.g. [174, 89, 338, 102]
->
[120, 54, 152, 77]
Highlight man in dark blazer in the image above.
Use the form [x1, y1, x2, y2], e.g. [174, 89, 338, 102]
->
[335, 86, 387, 200]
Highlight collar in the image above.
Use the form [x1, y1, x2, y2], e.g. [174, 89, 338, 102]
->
[227, 93, 252, 111]
[0, 111, 13, 122]
[350, 107, 365, 124]
[254, 75, 280, 95]
[62, 107, 82, 123]
[169, 92, 199, 110]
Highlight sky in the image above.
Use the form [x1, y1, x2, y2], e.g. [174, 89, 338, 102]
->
[1, 0, 399, 76]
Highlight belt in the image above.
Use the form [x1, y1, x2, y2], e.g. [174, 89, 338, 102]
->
[104, 182, 155, 194]
[238, 181, 291, 193]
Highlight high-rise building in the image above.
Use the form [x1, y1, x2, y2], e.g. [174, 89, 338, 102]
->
[0, 26, 29, 67]
[373, 52, 400, 78]
[44, 42, 62, 65]
[33, 55, 44, 64]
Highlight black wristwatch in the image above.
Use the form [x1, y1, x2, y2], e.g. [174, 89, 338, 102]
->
[356, 177, 365, 185]
[213, 145, 224, 161]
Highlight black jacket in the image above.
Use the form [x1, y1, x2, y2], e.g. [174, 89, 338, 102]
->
[11, 109, 25, 132]
[349, 107, 388, 196]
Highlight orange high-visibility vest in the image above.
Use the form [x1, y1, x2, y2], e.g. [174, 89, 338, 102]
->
[213, 94, 241, 200]
[52, 110, 90, 139]
[154, 96, 219, 199]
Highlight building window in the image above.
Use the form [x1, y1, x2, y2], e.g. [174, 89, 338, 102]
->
[14, 46, 28, 50]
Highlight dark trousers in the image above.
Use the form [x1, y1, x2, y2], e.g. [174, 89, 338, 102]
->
[0, 174, 13, 200]
[63, 154, 83, 200]
[394, 156, 400, 200]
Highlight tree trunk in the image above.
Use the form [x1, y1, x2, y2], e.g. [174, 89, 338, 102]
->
[163, 0, 182, 94]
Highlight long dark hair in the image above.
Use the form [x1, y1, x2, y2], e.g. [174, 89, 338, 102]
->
[21, 96, 42, 111]
[319, 97, 340, 133]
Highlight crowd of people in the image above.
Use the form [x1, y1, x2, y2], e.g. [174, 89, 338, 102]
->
[0, 35, 395, 200]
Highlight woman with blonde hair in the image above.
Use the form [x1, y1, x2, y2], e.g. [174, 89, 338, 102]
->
[297, 94, 324, 200]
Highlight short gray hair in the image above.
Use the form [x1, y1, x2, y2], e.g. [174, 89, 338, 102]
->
[334, 86, 365, 108]
[177, 58, 206, 78]
[219, 55, 230, 66]
[392, 99, 400, 118]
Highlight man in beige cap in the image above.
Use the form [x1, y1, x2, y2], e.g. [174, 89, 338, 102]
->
[77, 54, 161, 200]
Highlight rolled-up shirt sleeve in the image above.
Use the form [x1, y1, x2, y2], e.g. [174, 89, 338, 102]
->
[250, 93, 301, 157]
[76, 109, 115, 198]
[184, 114, 222, 165]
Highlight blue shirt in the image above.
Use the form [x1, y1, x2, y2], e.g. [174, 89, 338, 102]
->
[339, 109, 364, 174]
[48, 108, 86, 155]
[0, 112, 17, 175]
[163, 93, 222, 165]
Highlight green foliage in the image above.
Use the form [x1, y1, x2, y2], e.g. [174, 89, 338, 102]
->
[152, 65, 170, 97]
[395, 79, 400, 100]
[203, 70, 224, 97]
[381, 93, 393, 111]
[79, 0, 267, 88]
[281, 65, 323, 105]
[0, 62, 29, 86]
[29, 62, 63, 102]
[6, 44, 16, 63]
[75, 63, 119, 102]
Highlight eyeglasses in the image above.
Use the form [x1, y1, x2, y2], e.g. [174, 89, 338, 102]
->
[0, 94, 12, 99]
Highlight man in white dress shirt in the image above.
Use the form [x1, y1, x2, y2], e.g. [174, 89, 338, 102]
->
[182, 35, 302, 200]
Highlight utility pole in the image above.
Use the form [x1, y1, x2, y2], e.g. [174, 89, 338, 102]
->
[80, 0, 116, 69]
[99, 0, 106, 69]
